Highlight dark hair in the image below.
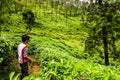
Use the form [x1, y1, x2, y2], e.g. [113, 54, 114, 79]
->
[22, 34, 30, 42]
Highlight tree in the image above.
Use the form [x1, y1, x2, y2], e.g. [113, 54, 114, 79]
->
[83, 0, 120, 65]
[22, 9, 35, 32]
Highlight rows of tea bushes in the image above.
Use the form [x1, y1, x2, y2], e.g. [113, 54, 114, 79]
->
[1, 33, 120, 80]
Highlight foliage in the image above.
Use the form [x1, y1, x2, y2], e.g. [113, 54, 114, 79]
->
[0, 35, 14, 79]
[22, 9, 35, 31]
[9, 72, 21, 80]
[0, 34, 21, 80]
[0, 0, 120, 79]
[81, 0, 120, 65]
[2, 33, 119, 80]
[0, 0, 15, 24]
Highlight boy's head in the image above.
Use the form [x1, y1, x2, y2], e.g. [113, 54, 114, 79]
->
[22, 34, 30, 43]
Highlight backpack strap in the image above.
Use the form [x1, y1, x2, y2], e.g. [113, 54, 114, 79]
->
[22, 46, 28, 63]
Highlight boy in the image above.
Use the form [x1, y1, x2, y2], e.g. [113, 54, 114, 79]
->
[17, 34, 35, 79]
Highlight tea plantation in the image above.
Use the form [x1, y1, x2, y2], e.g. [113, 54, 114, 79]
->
[0, 0, 120, 80]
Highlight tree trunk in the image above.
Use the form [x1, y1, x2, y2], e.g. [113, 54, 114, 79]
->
[102, 26, 109, 66]
[98, 0, 109, 66]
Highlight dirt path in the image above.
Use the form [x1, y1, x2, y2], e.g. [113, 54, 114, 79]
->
[13, 56, 40, 76]
[28, 61, 40, 75]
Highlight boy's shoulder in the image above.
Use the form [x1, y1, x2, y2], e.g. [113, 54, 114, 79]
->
[18, 43, 26, 47]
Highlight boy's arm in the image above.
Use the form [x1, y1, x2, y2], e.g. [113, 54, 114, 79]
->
[24, 47, 36, 62]
[26, 55, 37, 62]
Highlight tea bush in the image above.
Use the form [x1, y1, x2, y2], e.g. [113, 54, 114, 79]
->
[0, 36, 15, 79]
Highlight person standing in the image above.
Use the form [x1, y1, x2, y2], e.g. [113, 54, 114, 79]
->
[17, 34, 34, 79]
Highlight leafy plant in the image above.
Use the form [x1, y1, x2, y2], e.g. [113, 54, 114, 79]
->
[9, 72, 21, 80]
[22, 9, 35, 32]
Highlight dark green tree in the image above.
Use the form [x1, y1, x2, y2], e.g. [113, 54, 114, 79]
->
[83, 0, 120, 65]
[22, 9, 35, 32]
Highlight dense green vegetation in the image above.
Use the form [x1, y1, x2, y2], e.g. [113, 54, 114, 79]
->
[0, 0, 120, 80]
